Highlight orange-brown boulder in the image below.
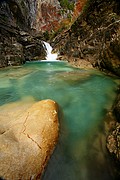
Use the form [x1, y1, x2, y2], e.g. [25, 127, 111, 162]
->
[0, 99, 59, 180]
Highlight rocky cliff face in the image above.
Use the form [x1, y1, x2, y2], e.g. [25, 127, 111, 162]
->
[0, 0, 33, 31]
[0, 0, 80, 67]
[52, 0, 120, 168]
[35, 0, 61, 31]
[53, 0, 120, 77]
[0, 0, 120, 177]
[34, 0, 85, 32]
[0, 0, 47, 67]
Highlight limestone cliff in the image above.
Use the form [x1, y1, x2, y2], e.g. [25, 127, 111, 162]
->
[52, 0, 120, 77]
[0, 0, 78, 67]
[0, 0, 120, 177]
[0, 0, 47, 67]
[52, 0, 120, 167]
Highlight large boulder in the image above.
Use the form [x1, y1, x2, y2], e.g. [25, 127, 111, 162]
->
[0, 99, 59, 180]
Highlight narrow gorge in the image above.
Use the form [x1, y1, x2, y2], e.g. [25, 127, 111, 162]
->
[0, 0, 120, 180]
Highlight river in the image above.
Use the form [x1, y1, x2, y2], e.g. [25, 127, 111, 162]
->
[0, 61, 119, 180]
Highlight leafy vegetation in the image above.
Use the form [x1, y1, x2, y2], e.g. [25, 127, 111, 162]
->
[59, 0, 74, 11]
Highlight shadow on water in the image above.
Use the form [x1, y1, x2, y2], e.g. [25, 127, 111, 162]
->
[0, 61, 119, 180]
[41, 110, 115, 180]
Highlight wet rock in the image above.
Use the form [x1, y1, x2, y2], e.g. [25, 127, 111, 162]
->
[0, 30, 24, 67]
[17, 32, 46, 61]
[0, 0, 47, 67]
[106, 116, 120, 178]
[0, 99, 59, 180]
[113, 90, 120, 122]
[24, 43, 45, 61]
[0, 54, 7, 68]
[107, 123, 120, 160]
[5, 42, 24, 66]
[0, 27, 46, 67]
[68, 57, 93, 69]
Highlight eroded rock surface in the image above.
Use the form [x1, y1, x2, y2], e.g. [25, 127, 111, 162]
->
[52, 0, 120, 76]
[107, 123, 120, 160]
[0, 0, 46, 67]
[106, 122, 120, 178]
[0, 99, 59, 180]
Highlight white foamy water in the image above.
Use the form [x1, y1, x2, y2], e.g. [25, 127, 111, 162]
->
[43, 41, 58, 61]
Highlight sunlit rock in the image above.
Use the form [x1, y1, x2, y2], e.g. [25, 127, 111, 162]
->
[0, 99, 59, 180]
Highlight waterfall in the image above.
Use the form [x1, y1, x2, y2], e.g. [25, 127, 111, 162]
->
[43, 41, 58, 61]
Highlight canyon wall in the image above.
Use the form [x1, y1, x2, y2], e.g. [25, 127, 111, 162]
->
[52, 1, 120, 168]
[0, 0, 45, 67]
[0, 0, 119, 177]
[53, 0, 120, 77]
[0, 0, 81, 67]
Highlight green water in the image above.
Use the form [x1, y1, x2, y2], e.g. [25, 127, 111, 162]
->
[0, 61, 119, 180]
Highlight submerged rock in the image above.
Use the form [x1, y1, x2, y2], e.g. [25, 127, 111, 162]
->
[0, 99, 59, 180]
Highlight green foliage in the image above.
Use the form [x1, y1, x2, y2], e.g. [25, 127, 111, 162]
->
[43, 31, 50, 41]
[59, 0, 74, 11]
[48, 26, 66, 40]
[67, 13, 72, 20]
[82, 0, 92, 14]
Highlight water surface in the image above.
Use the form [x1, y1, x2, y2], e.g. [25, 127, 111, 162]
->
[0, 61, 119, 180]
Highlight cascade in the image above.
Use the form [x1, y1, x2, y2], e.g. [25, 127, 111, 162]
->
[43, 41, 58, 61]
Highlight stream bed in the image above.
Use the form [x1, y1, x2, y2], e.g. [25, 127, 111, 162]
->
[0, 61, 119, 180]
